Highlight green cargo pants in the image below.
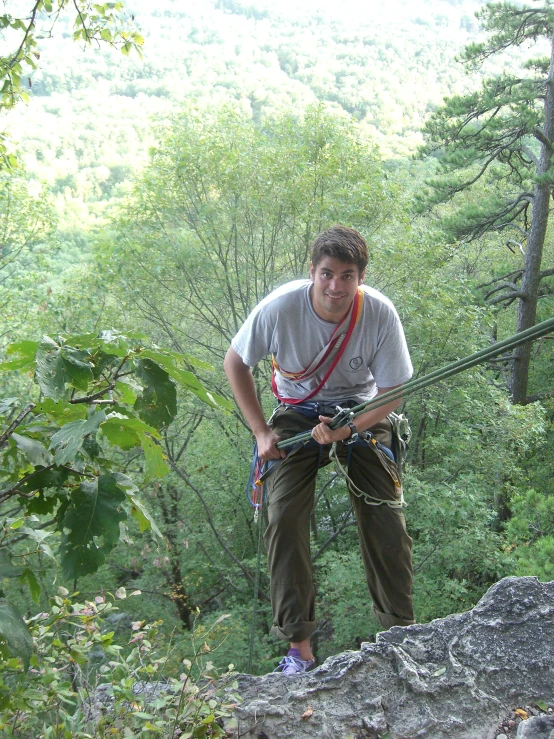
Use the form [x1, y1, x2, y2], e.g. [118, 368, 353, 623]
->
[265, 405, 414, 643]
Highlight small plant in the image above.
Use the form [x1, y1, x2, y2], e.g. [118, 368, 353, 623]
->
[0, 589, 241, 738]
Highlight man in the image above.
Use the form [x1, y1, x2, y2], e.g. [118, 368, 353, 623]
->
[224, 225, 414, 675]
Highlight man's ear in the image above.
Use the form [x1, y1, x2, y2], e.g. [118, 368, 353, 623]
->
[309, 261, 315, 281]
[358, 268, 366, 284]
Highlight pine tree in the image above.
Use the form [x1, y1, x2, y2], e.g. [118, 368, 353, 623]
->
[421, 1, 554, 403]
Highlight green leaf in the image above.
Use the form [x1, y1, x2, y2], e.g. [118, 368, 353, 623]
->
[35, 337, 66, 399]
[101, 417, 140, 450]
[133, 359, 177, 429]
[115, 380, 137, 405]
[62, 333, 97, 347]
[82, 436, 102, 460]
[6, 340, 38, 360]
[140, 434, 168, 484]
[21, 528, 56, 563]
[34, 398, 88, 422]
[172, 368, 233, 411]
[113, 473, 162, 538]
[21, 569, 41, 603]
[11, 433, 53, 467]
[140, 348, 213, 372]
[60, 474, 127, 579]
[0, 398, 19, 415]
[50, 412, 105, 465]
[135, 351, 230, 409]
[94, 330, 131, 357]
[0, 600, 33, 670]
[101, 413, 160, 450]
[17, 467, 72, 501]
[0, 357, 35, 372]
[60, 347, 94, 390]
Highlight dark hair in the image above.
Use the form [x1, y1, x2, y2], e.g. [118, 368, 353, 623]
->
[310, 225, 368, 274]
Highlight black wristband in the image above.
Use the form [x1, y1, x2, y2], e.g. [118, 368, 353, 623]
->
[343, 420, 359, 444]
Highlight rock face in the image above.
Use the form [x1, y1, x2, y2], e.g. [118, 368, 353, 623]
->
[234, 577, 554, 739]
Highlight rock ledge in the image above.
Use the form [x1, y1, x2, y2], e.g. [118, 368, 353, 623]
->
[233, 577, 554, 739]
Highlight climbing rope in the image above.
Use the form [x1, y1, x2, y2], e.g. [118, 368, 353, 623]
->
[328, 441, 405, 508]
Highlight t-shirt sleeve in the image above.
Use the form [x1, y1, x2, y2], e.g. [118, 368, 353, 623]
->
[231, 302, 276, 368]
[368, 308, 413, 388]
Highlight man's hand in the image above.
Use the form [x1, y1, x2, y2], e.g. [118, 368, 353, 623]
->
[224, 348, 286, 461]
[256, 426, 286, 461]
[311, 415, 352, 445]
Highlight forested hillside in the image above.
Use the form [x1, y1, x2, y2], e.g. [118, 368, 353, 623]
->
[1, 1, 553, 736]
[5, 0, 488, 236]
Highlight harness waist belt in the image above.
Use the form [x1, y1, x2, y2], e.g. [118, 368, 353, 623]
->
[281, 399, 358, 419]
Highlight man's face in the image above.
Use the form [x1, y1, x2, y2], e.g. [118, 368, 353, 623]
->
[309, 256, 365, 323]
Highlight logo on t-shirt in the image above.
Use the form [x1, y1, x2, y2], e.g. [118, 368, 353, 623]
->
[349, 356, 363, 371]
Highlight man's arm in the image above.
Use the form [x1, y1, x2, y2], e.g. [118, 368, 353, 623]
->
[311, 385, 403, 445]
[224, 347, 285, 460]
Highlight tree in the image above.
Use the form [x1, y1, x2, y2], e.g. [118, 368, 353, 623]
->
[0, 0, 143, 166]
[420, 1, 554, 404]
[0, 172, 55, 346]
[104, 104, 395, 371]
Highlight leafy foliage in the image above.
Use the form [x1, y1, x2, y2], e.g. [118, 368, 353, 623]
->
[0, 330, 228, 665]
[0, 589, 240, 738]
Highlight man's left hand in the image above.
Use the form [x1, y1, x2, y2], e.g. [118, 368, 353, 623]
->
[311, 415, 352, 445]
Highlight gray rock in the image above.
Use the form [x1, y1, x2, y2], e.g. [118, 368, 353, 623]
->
[232, 577, 554, 739]
[516, 716, 554, 738]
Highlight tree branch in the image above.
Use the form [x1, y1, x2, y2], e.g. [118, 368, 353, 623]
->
[312, 510, 356, 562]
[5, 1, 42, 74]
[477, 270, 523, 290]
[0, 403, 35, 449]
[166, 455, 269, 599]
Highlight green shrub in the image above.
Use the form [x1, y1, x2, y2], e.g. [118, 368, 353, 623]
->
[0, 589, 240, 738]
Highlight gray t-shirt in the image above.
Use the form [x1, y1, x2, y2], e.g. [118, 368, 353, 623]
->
[231, 279, 413, 403]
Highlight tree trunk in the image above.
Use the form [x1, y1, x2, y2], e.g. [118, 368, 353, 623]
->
[511, 32, 554, 404]
[159, 484, 196, 630]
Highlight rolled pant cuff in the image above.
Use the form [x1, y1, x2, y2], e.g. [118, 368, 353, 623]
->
[271, 620, 316, 643]
[372, 604, 415, 629]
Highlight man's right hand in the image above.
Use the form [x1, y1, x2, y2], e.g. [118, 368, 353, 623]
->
[256, 427, 286, 461]
[224, 348, 286, 461]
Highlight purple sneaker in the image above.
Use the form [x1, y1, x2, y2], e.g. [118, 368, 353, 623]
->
[273, 648, 316, 675]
